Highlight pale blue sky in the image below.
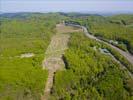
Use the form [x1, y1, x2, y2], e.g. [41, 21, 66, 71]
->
[0, 0, 133, 13]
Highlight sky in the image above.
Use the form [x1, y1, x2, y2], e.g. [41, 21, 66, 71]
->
[0, 0, 133, 13]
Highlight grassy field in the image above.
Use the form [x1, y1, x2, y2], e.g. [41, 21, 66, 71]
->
[0, 14, 61, 100]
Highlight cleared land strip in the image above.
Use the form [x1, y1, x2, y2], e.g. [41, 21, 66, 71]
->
[41, 34, 70, 100]
[41, 23, 82, 100]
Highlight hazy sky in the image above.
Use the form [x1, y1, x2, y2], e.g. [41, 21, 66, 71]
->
[1, 0, 133, 13]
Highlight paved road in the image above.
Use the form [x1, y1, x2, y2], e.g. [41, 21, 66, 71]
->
[66, 24, 133, 78]
[106, 51, 133, 79]
[67, 24, 133, 65]
[82, 26, 133, 64]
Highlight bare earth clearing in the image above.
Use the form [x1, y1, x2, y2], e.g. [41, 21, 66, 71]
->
[20, 53, 35, 58]
[41, 23, 82, 100]
[56, 23, 83, 34]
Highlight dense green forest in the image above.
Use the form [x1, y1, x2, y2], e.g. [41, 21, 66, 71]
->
[51, 32, 133, 100]
[0, 13, 133, 100]
[68, 14, 133, 54]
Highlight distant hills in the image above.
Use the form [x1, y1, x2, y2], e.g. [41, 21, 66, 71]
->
[0, 12, 133, 20]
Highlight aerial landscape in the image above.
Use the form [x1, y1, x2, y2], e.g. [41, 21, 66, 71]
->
[0, 0, 133, 100]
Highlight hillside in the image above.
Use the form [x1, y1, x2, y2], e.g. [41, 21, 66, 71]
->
[0, 13, 133, 100]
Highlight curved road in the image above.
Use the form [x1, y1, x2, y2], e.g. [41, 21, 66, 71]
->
[67, 24, 133, 65]
[82, 26, 133, 65]
[66, 23, 133, 78]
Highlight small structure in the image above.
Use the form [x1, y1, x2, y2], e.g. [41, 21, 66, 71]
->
[20, 53, 35, 58]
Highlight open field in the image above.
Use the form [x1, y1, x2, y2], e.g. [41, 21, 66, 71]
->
[0, 14, 59, 100]
[45, 34, 70, 57]
[56, 23, 83, 34]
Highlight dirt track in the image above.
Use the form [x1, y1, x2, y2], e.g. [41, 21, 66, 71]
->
[41, 34, 70, 100]
[41, 23, 81, 100]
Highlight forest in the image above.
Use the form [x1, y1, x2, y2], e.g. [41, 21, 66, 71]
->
[51, 32, 133, 100]
[68, 14, 133, 54]
[0, 13, 133, 100]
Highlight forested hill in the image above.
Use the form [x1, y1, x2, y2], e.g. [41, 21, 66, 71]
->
[0, 12, 67, 20]
[65, 13, 133, 54]
[0, 12, 133, 100]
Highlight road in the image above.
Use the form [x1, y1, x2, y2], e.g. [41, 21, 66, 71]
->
[66, 23, 133, 78]
[42, 23, 133, 100]
[82, 26, 133, 65]
[67, 24, 133, 65]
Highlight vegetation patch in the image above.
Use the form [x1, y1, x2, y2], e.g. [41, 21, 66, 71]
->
[69, 14, 133, 54]
[51, 32, 133, 100]
[0, 13, 62, 100]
